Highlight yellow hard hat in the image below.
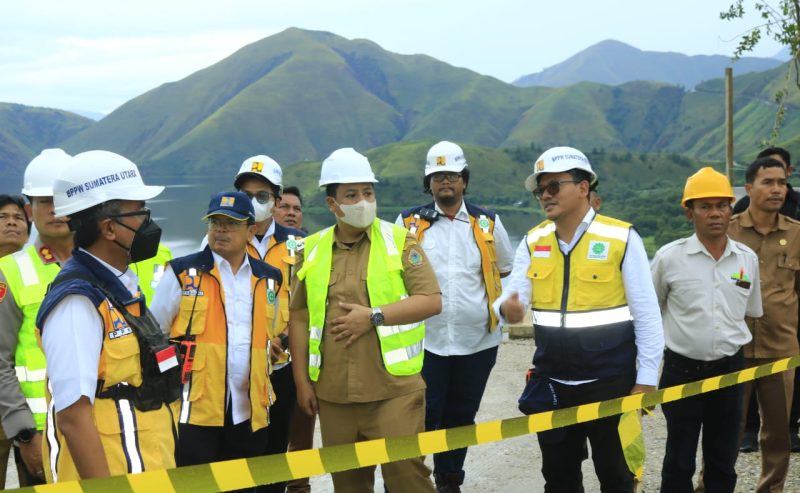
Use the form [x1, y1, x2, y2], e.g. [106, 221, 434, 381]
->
[681, 167, 735, 207]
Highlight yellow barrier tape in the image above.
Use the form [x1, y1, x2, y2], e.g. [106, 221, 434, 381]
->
[16, 355, 799, 493]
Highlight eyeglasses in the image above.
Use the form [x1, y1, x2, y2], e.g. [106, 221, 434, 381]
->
[431, 172, 462, 183]
[242, 191, 275, 205]
[206, 217, 247, 231]
[532, 180, 578, 200]
[109, 208, 151, 226]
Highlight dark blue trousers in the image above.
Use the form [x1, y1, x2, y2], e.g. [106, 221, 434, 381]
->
[660, 349, 744, 493]
[422, 346, 497, 485]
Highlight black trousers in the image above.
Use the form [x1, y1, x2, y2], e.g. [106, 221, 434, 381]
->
[659, 349, 744, 493]
[177, 407, 269, 492]
[261, 363, 298, 493]
[537, 373, 636, 493]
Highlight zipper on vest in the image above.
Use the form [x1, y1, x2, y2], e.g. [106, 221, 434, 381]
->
[560, 251, 570, 328]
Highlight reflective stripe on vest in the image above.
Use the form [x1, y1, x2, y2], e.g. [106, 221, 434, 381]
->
[298, 219, 425, 381]
[532, 305, 632, 329]
[0, 246, 59, 431]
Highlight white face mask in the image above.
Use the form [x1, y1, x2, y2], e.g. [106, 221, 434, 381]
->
[336, 199, 377, 229]
[251, 197, 273, 222]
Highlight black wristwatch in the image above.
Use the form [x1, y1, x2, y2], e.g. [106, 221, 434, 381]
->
[369, 307, 385, 327]
[279, 332, 289, 349]
[13, 428, 37, 446]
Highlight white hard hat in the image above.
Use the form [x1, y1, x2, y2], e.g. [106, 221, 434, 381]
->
[318, 148, 378, 187]
[234, 155, 283, 190]
[425, 141, 468, 176]
[21, 149, 73, 197]
[524, 146, 597, 192]
[53, 150, 164, 217]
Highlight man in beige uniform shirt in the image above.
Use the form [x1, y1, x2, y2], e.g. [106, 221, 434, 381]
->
[290, 148, 441, 492]
[728, 156, 800, 493]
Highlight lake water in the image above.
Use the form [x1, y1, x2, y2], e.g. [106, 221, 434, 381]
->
[146, 175, 537, 257]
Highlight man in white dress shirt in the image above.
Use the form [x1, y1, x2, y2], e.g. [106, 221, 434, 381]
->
[651, 167, 762, 492]
[397, 141, 514, 492]
[151, 191, 283, 469]
[497, 147, 663, 492]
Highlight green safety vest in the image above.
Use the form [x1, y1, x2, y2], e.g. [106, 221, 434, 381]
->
[297, 219, 425, 381]
[130, 244, 172, 305]
[0, 246, 59, 430]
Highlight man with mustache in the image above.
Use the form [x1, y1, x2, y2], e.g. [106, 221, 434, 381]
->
[652, 167, 761, 492]
[0, 149, 73, 486]
[397, 141, 513, 493]
[0, 195, 29, 258]
[728, 157, 800, 493]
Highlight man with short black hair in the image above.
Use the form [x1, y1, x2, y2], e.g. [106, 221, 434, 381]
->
[0, 195, 29, 258]
[274, 186, 303, 230]
[728, 157, 800, 492]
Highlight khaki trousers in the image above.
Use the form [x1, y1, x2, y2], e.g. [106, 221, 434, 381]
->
[317, 390, 434, 493]
[740, 358, 794, 493]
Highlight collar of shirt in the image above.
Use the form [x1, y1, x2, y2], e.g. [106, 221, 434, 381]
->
[737, 209, 791, 232]
[433, 200, 469, 222]
[78, 248, 140, 296]
[34, 237, 60, 264]
[684, 233, 735, 260]
[558, 207, 595, 254]
[211, 251, 251, 276]
[252, 219, 276, 248]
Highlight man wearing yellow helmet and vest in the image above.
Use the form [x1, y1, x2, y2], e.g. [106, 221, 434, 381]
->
[0, 149, 73, 486]
[652, 167, 762, 492]
[289, 148, 441, 492]
[37, 150, 180, 481]
[497, 147, 663, 492]
[397, 141, 513, 492]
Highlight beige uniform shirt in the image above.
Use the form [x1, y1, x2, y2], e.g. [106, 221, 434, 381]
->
[291, 225, 440, 403]
[728, 211, 800, 358]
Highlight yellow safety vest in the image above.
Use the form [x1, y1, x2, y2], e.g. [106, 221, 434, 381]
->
[0, 245, 60, 430]
[401, 202, 502, 331]
[130, 244, 172, 305]
[297, 219, 425, 381]
[526, 214, 636, 380]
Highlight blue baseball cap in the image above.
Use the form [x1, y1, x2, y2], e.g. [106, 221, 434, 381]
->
[203, 191, 255, 222]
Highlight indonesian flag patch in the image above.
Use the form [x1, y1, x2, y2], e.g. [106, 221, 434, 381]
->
[0, 282, 6, 303]
[156, 345, 179, 373]
[533, 245, 552, 258]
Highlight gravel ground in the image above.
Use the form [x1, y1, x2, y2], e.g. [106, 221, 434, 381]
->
[5, 338, 797, 491]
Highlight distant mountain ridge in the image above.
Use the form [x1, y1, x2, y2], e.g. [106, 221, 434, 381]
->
[513, 39, 783, 89]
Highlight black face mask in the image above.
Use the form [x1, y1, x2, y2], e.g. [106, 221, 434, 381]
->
[114, 219, 163, 263]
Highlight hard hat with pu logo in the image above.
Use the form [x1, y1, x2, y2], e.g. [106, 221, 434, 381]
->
[234, 155, 283, 191]
[425, 141, 468, 176]
[525, 146, 597, 192]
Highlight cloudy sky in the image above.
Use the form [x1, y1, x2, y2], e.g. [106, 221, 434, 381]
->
[0, 0, 785, 116]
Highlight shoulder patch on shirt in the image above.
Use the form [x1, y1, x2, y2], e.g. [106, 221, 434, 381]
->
[0, 282, 6, 304]
[408, 248, 424, 267]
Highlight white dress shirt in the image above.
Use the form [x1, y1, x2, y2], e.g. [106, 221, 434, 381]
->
[651, 234, 761, 361]
[395, 202, 514, 355]
[493, 208, 664, 386]
[42, 249, 140, 412]
[151, 252, 254, 425]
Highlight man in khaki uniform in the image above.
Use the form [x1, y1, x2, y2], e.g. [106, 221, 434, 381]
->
[289, 148, 441, 492]
[728, 156, 800, 493]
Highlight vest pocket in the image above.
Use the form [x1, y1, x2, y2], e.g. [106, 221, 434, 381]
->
[528, 263, 556, 304]
[172, 297, 208, 337]
[573, 264, 616, 307]
[186, 350, 206, 402]
[102, 336, 141, 386]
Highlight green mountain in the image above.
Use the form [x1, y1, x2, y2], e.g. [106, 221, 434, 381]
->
[513, 39, 783, 89]
[57, 28, 800, 174]
[0, 103, 94, 188]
